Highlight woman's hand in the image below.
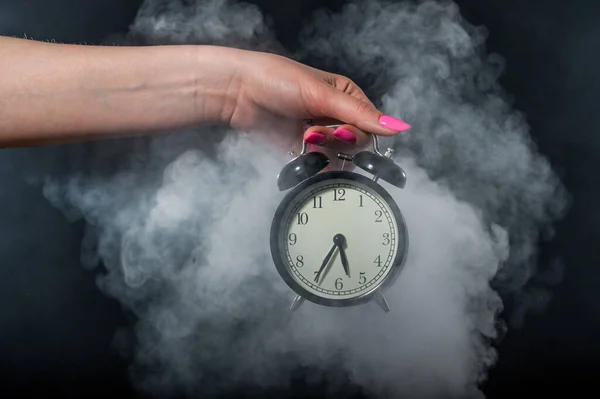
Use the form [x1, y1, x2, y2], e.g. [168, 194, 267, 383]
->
[0, 37, 410, 150]
[219, 48, 411, 153]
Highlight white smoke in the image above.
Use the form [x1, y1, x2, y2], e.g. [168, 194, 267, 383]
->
[41, 0, 567, 398]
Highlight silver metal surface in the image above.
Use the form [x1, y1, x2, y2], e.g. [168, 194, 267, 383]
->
[337, 153, 354, 161]
[374, 292, 391, 313]
[373, 141, 396, 183]
[337, 152, 354, 171]
[290, 295, 305, 311]
[372, 134, 383, 156]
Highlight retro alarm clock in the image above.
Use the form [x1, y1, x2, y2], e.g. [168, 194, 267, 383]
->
[270, 125, 409, 313]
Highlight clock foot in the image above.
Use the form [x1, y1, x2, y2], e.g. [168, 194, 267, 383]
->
[290, 295, 305, 311]
[374, 292, 390, 313]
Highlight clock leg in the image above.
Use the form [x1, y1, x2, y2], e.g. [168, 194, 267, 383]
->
[290, 295, 305, 311]
[374, 292, 390, 313]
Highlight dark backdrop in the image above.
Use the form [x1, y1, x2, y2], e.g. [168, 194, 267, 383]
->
[1, 0, 599, 397]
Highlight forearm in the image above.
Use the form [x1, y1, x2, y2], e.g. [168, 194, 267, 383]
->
[0, 37, 241, 147]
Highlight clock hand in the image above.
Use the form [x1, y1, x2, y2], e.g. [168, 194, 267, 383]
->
[331, 233, 350, 278]
[338, 243, 350, 278]
[314, 234, 348, 284]
[314, 242, 337, 283]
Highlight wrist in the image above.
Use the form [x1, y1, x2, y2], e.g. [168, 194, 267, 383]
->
[192, 45, 244, 126]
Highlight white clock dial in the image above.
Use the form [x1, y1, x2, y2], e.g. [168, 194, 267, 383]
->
[277, 177, 401, 301]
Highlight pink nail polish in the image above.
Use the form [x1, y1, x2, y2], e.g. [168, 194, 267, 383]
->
[305, 132, 326, 145]
[333, 129, 357, 144]
[379, 115, 411, 131]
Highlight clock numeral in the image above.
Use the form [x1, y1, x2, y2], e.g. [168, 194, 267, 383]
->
[335, 277, 344, 290]
[359, 272, 366, 284]
[333, 189, 346, 201]
[295, 255, 304, 268]
[374, 210, 383, 223]
[374, 255, 382, 267]
[288, 233, 297, 246]
[382, 233, 391, 246]
[359, 195, 364, 207]
[296, 212, 308, 225]
[312, 196, 323, 208]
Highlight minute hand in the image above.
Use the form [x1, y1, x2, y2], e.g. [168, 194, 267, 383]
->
[314, 243, 337, 283]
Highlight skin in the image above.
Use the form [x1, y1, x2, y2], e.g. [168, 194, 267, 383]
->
[0, 36, 411, 153]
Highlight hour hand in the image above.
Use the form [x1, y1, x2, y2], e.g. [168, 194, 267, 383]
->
[333, 234, 350, 277]
[338, 245, 350, 278]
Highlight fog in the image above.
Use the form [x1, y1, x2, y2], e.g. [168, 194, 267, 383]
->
[41, 0, 568, 397]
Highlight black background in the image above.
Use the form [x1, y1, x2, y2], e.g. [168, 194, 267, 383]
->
[1, 0, 599, 397]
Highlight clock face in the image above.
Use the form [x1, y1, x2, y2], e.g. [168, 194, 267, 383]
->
[270, 171, 408, 306]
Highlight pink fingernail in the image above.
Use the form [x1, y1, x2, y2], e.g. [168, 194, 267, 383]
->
[305, 132, 326, 145]
[379, 115, 411, 131]
[333, 128, 357, 144]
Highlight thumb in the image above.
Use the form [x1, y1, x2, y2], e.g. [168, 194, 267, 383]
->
[320, 88, 411, 135]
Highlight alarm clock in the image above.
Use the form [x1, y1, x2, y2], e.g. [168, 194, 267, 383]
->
[270, 126, 409, 313]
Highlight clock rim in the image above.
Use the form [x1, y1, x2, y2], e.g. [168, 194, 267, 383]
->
[269, 170, 409, 308]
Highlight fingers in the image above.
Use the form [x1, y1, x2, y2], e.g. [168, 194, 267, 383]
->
[300, 125, 357, 173]
[303, 123, 370, 149]
[317, 75, 412, 137]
